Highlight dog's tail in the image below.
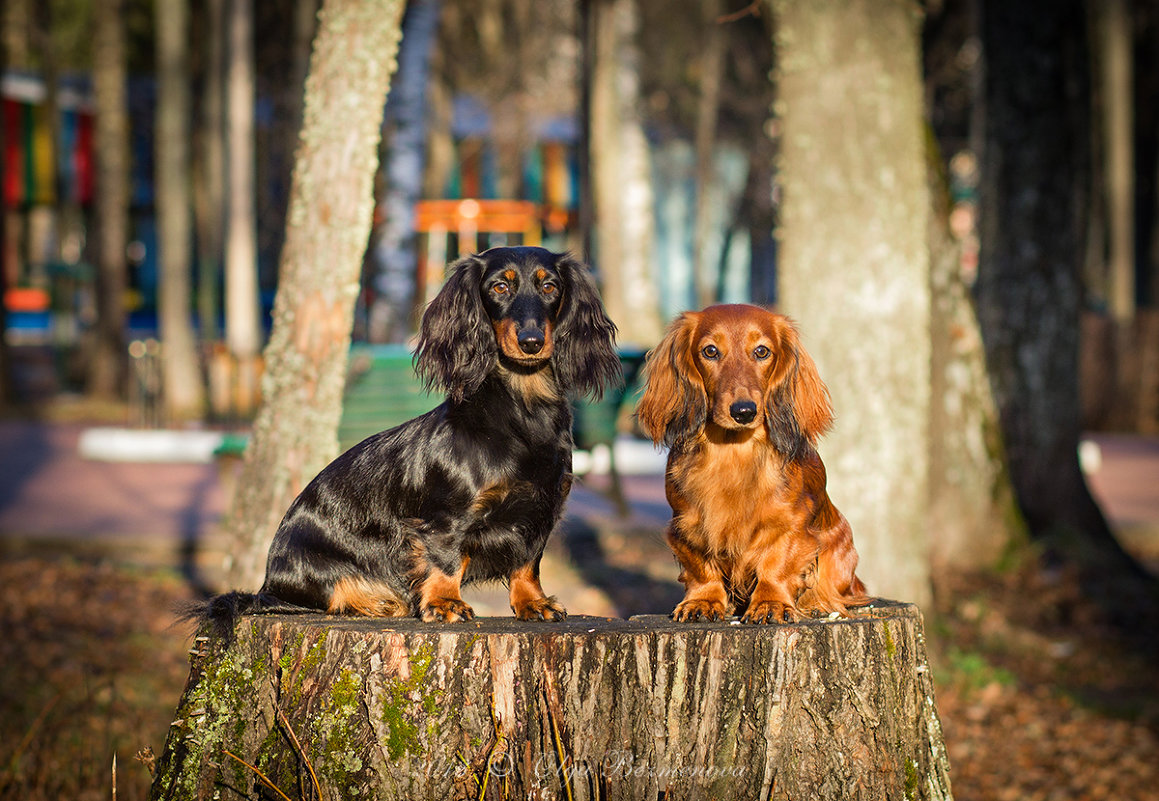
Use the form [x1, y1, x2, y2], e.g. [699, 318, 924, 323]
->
[177, 591, 313, 645]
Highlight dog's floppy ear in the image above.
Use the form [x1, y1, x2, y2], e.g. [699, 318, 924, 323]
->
[637, 312, 707, 449]
[764, 319, 834, 460]
[551, 253, 622, 400]
[415, 255, 495, 402]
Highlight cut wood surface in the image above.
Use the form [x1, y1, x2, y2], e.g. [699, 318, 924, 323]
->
[151, 601, 952, 800]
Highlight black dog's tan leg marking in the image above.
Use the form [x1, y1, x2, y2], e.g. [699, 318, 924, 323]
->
[328, 577, 409, 617]
[418, 556, 475, 622]
[509, 563, 566, 621]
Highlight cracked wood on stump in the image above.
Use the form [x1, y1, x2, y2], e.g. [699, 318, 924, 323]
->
[150, 601, 952, 800]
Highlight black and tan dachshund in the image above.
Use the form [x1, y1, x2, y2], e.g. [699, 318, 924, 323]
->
[191, 247, 620, 637]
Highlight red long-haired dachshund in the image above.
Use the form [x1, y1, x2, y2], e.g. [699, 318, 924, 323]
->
[188, 247, 621, 638]
[637, 304, 868, 624]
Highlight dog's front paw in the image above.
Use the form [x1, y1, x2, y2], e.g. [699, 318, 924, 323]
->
[671, 598, 726, 622]
[741, 599, 798, 624]
[512, 595, 567, 621]
[420, 597, 475, 623]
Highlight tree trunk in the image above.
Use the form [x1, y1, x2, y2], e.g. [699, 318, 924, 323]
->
[89, 0, 130, 399]
[693, 0, 725, 310]
[225, 0, 262, 392]
[1097, 0, 1135, 323]
[1, 0, 31, 67]
[157, 0, 207, 421]
[772, 0, 933, 609]
[366, 0, 440, 344]
[589, 0, 662, 348]
[975, 0, 1154, 600]
[151, 604, 951, 801]
[927, 143, 1023, 572]
[193, 0, 226, 344]
[223, 0, 405, 592]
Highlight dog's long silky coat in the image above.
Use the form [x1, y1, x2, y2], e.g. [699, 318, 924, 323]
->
[637, 304, 868, 624]
[192, 247, 620, 637]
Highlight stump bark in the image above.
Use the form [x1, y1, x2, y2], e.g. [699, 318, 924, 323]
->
[151, 602, 952, 800]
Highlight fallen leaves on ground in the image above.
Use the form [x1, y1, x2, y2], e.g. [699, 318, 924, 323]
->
[933, 565, 1159, 801]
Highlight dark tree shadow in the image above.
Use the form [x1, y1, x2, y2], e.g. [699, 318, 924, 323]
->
[556, 515, 685, 618]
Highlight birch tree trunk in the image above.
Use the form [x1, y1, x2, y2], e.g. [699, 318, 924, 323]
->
[772, 0, 932, 608]
[151, 605, 952, 801]
[589, 0, 662, 348]
[225, 0, 262, 413]
[89, 0, 130, 398]
[223, 0, 405, 591]
[156, 0, 206, 421]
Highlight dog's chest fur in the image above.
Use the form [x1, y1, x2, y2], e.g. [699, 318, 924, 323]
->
[667, 428, 792, 557]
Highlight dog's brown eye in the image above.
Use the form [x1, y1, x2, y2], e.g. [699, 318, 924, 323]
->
[754, 345, 771, 360]
[701, 345, 720, 360]
[491, 282, 510, 296]
[541, 282, 557, 295]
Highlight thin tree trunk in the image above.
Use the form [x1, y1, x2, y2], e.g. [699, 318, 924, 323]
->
[366, 0, 440, 344]
[225, 0, 261, 365]
[976, 0, 1154, 602]
[223, 0, 406, 592]
[194, 0, 225, 344]
[693, 0, 724, 309]
[1, 0, 31, 66]
[1098, 0, 1134, 323]
[773, 0, 932, 609]
[157, 0, 206, 421]
[89, 0, 130, 399]
[589, 0, 662, 348]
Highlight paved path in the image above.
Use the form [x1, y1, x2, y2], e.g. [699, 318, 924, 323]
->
[0, 421, 1155, 615]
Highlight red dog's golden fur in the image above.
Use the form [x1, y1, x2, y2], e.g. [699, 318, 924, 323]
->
[637, 304, 868, 623]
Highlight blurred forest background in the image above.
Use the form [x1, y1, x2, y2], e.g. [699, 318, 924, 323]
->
[1, 0, 1158, 799]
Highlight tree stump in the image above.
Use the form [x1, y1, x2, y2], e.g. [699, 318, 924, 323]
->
[151, 602, 952, 800]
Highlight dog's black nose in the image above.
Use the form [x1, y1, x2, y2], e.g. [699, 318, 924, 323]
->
[518, 329, 545, 354]
[730, 400, 758, 425]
